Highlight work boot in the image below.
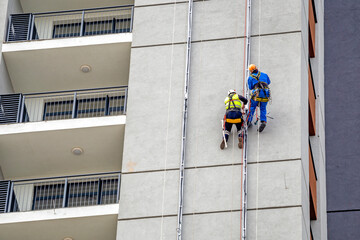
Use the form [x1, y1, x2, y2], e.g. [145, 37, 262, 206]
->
[220, 140, 226, 150]
[258, 121, 266, 132]
[238, 137, 243, 149]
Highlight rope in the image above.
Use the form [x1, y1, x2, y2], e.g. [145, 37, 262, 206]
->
[190, 0, 207, 238]
[255, 0, 262, 239]
[230, 1, 243, 237]
[159, 1, 177, 239]
[177, 0, 193, 239]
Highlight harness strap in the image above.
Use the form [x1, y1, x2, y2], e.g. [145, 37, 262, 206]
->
[226, 118, 242, 123]
[227, 94, 241, 109]
[254, 97, 269, 102]
[251, 71, 270, 99]
[228, 94, 236, 109]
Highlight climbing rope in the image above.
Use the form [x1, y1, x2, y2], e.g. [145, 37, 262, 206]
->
[190, 0, 207, 239]
[159, 1, 178, 239]
[177, 0, 193, 239]
[241, 0, 252, 239]
[255, 1, 262, 239]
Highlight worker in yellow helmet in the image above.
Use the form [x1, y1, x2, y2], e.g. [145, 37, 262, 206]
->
[220, 89, 248, 150]
[247, 64, 271, 132]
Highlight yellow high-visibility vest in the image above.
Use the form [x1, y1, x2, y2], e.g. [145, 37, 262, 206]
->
[224, 94, 242, 110]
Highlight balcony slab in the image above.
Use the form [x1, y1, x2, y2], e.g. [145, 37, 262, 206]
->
[20, 0, 134, 13]
[0, 204, 118, 240]
[0, 115, 125, 179]
[3, 34, 131, 93]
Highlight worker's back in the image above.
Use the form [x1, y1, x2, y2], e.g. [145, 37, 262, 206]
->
[248, 71, 271, 90]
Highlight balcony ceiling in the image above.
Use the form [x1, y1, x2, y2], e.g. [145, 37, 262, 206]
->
[3, 34, 131, 93]
[20, 0, 134, 13]
[0, 116, 125, 179]
[0, 205, 118, 240]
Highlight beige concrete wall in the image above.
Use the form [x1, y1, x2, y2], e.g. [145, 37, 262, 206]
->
[117, 0, 321, 239]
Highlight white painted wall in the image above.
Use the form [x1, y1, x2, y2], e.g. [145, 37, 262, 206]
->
[0, 0, 23, 94]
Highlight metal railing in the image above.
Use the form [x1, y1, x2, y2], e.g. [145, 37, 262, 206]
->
[2, 172, 121, 213]
[17, 86, 128, 123]
[6, 5, 134, 42]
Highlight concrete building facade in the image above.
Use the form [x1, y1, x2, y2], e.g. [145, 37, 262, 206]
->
[120, 0, 327, 239]
[0, 0, 327, 240]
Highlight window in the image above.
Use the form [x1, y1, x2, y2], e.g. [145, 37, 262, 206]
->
[308, 63, 316, 136]
[52, 18, 131, 39]
[32, 183, 65, 210]
[309, 143, 317, 220]
[31, 178, 119, 210]
[42, 95, 125, 121]
[53, 21, 82, 38]
[309, 0, 316, 57]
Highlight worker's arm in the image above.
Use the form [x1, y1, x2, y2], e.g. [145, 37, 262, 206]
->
[247, 77, 254, 90]
[239, 95, 248, 105]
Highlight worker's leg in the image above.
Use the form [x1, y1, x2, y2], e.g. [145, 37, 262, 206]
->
[235, 121, 243, 148]
[224, 122, 233, 142]
[259, 102, 268, 122]
[259, 102, 268, 132]
[247, 99, 258, 123]
[235, 121, 243, 138]
[220, 121, 233, 149]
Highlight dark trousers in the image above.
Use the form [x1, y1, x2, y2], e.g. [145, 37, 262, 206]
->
[224, 110, 243, 141]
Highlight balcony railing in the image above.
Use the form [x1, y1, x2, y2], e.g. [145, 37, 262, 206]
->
[6, 5, 134, 42]
[0, 86, 128, 124]
[0, 172, 121, 213]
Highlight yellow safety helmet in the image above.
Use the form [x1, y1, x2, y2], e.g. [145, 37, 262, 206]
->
[248, 64, 257, 73]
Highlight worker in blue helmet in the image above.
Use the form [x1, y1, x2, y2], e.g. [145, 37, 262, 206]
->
[220, 89, 248, 150]
[247, 64, 271, 132]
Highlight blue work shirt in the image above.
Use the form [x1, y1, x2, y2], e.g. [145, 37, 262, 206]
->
[247, 70, 271, 90]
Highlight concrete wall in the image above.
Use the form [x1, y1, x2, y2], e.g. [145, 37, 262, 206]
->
[300, 0, 310, 237]
[0, 0, 22, 94]
[118, 0, 315, 239]
[325, 0, 360, 239]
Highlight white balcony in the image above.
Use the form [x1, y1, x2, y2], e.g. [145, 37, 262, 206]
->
[3, 6, 133, 93]
[0, 204, 118, 240]
[20, 0, 133, 13]
[0, 115, 125, 179]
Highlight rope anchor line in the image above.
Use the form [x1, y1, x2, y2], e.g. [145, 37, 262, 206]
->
[177, 0, 193, 240]
[241, 0, 253, 239]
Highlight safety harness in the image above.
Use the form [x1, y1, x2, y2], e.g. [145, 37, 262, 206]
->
[250, 71, 270, 102]
[227, 94, 239, 109]
[225, 94, 242, 123]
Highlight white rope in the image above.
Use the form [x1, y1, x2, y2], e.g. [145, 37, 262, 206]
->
[255, 113, 260, 240]
[255, 0, 262, 239]
[190, 0, 206, 238]
[230, 1, 244, 238]
[159, 1, 177, 239]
